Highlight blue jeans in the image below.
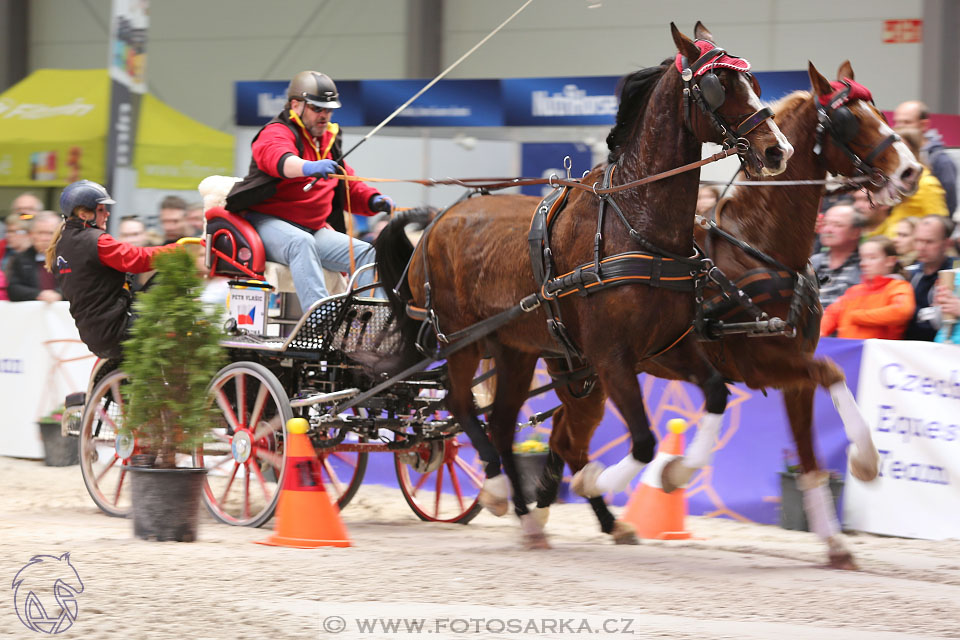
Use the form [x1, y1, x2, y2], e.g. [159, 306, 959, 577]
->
[245, 212, 378, 310]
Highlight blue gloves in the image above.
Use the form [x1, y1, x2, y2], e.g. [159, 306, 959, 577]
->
[369, 195, 394, 213]
[302, 159, 339, 179]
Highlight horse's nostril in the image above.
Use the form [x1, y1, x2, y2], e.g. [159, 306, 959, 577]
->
[764, 146, 784, 165]
[901, 166, 916, 185]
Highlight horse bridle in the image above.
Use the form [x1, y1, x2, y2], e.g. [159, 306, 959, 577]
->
[678, 43, 774, 155]
[813, 80, 899, 188]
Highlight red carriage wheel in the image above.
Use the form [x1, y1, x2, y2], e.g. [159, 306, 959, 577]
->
[314, 429, 368, 510]
[394, 431, 483, 524]
[79, 370, 134, 517]
[198, 362, 290, 527]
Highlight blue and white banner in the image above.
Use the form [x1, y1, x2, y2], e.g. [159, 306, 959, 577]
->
[235, 80, 363, 127]
[520, 143, 593, 197]
[235, 71, 809, 128]
[361, 79, 502, 127]
[844, 339, 960, 539]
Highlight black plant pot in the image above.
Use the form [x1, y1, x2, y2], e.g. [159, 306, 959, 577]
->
[38, 421, 79, 466]
[779, 472, 844, 531]
[129, 467, 207, 542]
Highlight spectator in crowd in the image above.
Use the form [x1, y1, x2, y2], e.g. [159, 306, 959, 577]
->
[359, 213, 390, 245]
[159, 195, 188, 244]
[231, 70, 393, 310]
[184, 202, 205, 237]
[894, 100, 958, 215]
[47, 180, 171, 359]
[892, 216, 918, 268]
[885, 127, 948, 229]
[118, 216, 149, 247]
[10, 192, 43, 218]
[696, 185, 722, 218]
[821, 236, 915, 339]
[934, 269, 960, 345]
[904, 215, 957, 341]
[852, 189, 893, 239]
[810, 205, 863, 308]
[1, 213, 33, 272]
[5, 211, 63, 302]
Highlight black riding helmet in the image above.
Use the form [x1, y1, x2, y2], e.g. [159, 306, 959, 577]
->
[287, 71, 341, 109]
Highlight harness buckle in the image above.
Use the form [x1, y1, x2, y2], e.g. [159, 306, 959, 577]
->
[520, 295, 541, 313]
[735, 137, 750, 155]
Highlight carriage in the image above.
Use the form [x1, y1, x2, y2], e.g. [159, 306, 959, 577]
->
[67, 206, 497, 527]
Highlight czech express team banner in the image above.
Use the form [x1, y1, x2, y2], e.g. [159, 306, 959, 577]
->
[235, 71, 809, 128]
[844, 340, 960, 540]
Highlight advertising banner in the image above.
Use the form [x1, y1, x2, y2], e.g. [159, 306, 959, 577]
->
[234, 72, 809, 129]
[235, 80, 363, 128]
[519, 143, 593, 197]
[844, 339, 960, 539]
[361, 79, 502, 127]
[0, 302, 95, 459]
[105, 0, 149, 173]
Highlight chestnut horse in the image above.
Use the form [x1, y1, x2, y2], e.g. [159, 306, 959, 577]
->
[375, 22, 792, 547]
[535, 61, 920, 567]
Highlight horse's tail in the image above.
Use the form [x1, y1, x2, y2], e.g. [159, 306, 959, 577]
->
[373, 207, 437, 373]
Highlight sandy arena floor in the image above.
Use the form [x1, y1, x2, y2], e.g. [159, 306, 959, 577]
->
[1, 455, 959, 639]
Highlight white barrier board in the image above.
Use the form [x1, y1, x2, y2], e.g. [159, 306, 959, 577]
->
[0, 302, 95, 458]
[844, 339, 960, 539]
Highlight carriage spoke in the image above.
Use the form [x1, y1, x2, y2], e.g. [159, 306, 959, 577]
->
[94, 405, 121, 435]
[453, 456, 484, 488]
[250, 460, 271, 502]
[234, 374, 247, 429]
[448, 461, 466, 510]
[243, 470, 251, 519]
[251, 415, 281, 442]
[254, 448, 282, 470]
[433, 464, 444, 518]
[215, 389, 241, 433]
[220, 462, 240, 505]
[96, 454, 121, 483]
[411, 468, 431, 497]
[108, 379, 125, 416]
[248, 384, 269, 434]
[113, 468, 127, 505]
[321, 457, 345, 496]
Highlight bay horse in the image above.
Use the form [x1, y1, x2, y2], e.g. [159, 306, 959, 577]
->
[375, 22, 792, 547]
[535, 61, 920, 567]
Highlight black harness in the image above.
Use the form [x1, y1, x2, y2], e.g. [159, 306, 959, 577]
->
[678, 44, 774, 154]
[814, 81, 899, 189]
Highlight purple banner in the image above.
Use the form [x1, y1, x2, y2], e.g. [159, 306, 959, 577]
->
[360, 337, 863, 525]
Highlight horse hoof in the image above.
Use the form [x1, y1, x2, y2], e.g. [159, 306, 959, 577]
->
[660, 457, 690, 494]
[611, 520, 639, 545]
[849, 445, 879, 482]
[571, 462, 605, 498]
[828, 551, 859, 571]
[478, 475, 509, 517]
[531, 506, 550, 528]
[520, 513, 551, 550]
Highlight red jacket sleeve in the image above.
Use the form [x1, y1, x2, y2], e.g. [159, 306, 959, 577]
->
[820, 297, 843, 337]
[252, 123, 300, 178]
[97, 235, 171, 273]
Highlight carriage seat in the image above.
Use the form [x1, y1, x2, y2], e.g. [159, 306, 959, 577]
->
[204, 207, 346, 296]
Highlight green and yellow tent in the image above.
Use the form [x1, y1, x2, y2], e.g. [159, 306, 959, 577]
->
[0, 69, 232, 190]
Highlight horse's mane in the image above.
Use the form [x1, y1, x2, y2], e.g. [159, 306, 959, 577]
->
[770, 90, 811, 122]
[606, 59, 671, 163]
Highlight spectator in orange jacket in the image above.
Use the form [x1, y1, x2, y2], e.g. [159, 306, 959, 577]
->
[821, 236, 916, 339]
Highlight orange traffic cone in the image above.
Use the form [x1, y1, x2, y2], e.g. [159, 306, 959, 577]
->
[621, 418, 692, 540]
[257, 418, 351, 548]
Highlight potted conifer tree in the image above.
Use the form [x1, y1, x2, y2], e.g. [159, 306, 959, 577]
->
[121, 248, 224, 541]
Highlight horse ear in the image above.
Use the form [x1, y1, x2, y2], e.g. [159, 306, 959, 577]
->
[808, 61, 833, 97]
[694, 21, 715, 42]
[671, 22, 699, 63]
[837, 60, 855, 82]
